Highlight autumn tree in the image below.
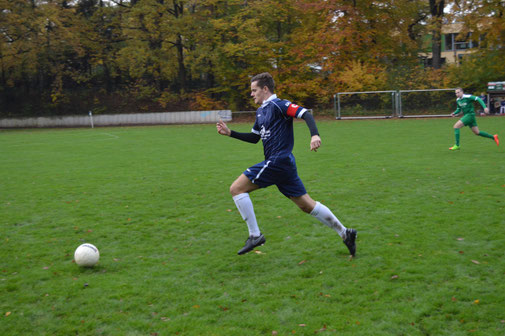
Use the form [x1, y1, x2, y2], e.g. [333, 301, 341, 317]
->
[1, 0, 87, 115]
[1, 0, 502, 117]
[274, 0, 433, 108]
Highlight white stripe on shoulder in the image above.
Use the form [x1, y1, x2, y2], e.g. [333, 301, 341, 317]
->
[270, 100, 282, 112]
[251, 129, 260, 135]
[270, 100, 290, 119]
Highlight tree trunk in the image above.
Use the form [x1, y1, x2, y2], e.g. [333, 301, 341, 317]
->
[172, 1, 186, 92]
[429, 0, 444, 69]
[176, 34, 186, 91]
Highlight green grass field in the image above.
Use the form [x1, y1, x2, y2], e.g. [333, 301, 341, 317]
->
[1, 117, 504, 335]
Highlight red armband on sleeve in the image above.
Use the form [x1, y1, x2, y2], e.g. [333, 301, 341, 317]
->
[287, 104, 299, 117]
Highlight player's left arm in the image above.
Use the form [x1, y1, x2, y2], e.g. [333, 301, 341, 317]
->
[301, 112, 321, 152]
[283, 102, 321, 152]
[474, 96, 489, 113]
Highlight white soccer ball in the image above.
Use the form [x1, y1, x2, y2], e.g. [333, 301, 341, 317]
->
[74, 243, 100, 267]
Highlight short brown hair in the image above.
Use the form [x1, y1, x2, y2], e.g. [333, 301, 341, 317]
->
[251, 72, 275, 93]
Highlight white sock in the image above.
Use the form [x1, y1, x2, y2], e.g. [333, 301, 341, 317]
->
[232, 193, 261, 237]
[310, 201, 346, 238]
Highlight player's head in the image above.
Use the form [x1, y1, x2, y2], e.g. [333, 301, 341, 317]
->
[251, 73, 275, 105]
[455, 88, 464, 98]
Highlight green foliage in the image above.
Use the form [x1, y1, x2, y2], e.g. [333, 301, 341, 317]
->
[445, 51, 505, 93]
[1, 119, 505, 334]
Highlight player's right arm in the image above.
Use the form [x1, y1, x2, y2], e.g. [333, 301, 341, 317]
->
[452, 106, 461, 116]
[216, 120, 260, 143]
[216, 120, 231, 136]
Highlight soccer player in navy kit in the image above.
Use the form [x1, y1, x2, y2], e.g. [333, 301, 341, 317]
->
[216, 72, 357, 256]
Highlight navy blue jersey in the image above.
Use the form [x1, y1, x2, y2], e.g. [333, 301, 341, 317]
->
[251, 94, 308, 160]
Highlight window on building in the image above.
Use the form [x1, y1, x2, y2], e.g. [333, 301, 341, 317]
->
[445, 33, 454, 51]
[444, 32, 478, 51]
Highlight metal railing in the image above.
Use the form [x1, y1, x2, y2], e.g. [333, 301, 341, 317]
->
[334, 89, 458, 119]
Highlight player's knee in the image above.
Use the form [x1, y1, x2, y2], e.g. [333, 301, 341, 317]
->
[229, 184, 238, 196]
[229, 183, 245, 196]
[298, 203, 313, 214]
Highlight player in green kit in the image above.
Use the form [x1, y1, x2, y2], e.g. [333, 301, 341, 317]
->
[449, 88, 499, 150]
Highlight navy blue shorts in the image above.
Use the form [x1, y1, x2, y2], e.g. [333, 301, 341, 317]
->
[243, 155, 307, 197]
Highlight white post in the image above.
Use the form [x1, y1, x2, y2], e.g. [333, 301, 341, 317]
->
[89, 111, 94, 128]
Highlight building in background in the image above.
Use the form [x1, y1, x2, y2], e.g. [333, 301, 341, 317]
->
[420, 23, 478, 67]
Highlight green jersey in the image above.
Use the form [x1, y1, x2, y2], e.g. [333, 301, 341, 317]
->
[454, 94, 487, 115]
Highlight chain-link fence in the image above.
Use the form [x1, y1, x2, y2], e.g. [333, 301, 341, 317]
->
[334, 89, 458, 119]
[335, 91, 397, 119]
[398, 89, 456, 118]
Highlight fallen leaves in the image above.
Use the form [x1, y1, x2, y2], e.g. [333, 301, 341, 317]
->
[5, 312, 11, 317]
[391, 275, 399, 280]
[471, 260, 480, 265]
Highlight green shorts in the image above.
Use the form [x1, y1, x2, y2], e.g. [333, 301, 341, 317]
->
[460, 113, 477, 128]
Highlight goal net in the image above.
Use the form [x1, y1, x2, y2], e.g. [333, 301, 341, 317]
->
[335, 91, 397, 119]
[398, 89, 456, 117]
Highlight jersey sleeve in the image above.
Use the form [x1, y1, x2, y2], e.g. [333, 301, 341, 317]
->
[280, 100, 308, 119]
[473, 96, 487, 109]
